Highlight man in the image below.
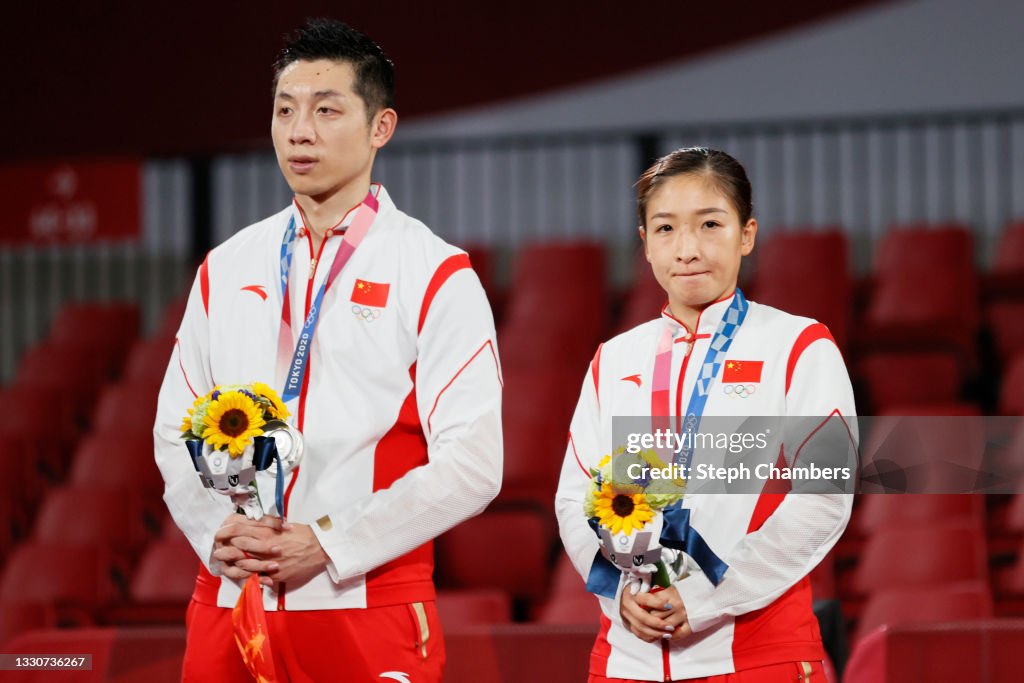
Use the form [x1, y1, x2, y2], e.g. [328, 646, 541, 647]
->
[154, 18, 503, 681]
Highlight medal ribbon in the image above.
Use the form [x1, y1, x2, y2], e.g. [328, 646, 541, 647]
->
[650, 289, 749, 471]
[276, 189, 379, 404]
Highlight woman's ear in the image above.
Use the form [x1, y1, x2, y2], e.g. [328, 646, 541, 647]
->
[639, 225, 652, 262]
[740, 218, 758, 256]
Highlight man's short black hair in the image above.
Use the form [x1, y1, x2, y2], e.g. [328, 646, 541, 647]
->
[273, 18, 395, 118]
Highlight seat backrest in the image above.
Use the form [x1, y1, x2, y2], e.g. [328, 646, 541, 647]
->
[436, 509, 552, 601]
[130, 538, 199, 603]
[852, 519, 987, 594]
[436, 589, 512, 627]
[32, 485, 149, 550]
[0, 542, 118, 606]
[994, 222, 1024, 274]
[854, 580, 993, 643]
[753, 229, 851, 349]
[855, 494, 984, 536]
[69, 431, 163, 496]
[1000, 353, 1024, 416]
[846, 620, 1024, 683]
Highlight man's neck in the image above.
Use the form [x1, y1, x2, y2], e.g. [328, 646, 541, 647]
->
[295, 180, 372, 249]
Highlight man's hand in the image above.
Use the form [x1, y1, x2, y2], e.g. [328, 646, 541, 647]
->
[258, 522, 330, 590]
[620, 585, 693, 642]
[211, 513, 284, 581]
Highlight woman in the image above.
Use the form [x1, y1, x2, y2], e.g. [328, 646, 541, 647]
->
[555, 148, 856, 682]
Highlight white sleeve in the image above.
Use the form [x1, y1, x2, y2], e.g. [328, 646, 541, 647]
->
[676, 331, 858, 632]
[153, 264, 234, 573]
[554, 350, 629, 621]
[311, 266, 503, 581]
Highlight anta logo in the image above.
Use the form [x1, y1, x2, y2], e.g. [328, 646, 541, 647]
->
[378, 673, 411, 683]
[241, 284, 268, 301]
[620, 374, 642, 387]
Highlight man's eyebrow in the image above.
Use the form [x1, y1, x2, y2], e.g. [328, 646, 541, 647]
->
[275, 90, 346, 100]
[649, 211, 676, 221]
[695, 207, 728, 215]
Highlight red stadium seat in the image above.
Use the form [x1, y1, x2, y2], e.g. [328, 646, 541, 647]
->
[853, 494, 984, 537]
[854, 580, 993, 643]
[0, 385, 76, 481]
[858, 414, 986, 494]
[499, 242, 607, 369]
[618, 250, 666, 333]
[994, 222, 1024, 274]
[122, 335, 176, 384]
[3, 626, 185, 682]
[46, 302, 140, 379]
[0, 601, 55, 649]
[809, 550, 837, 601]
[752, 229, 851, 352]
[157, 293, 189, 339]
[436, 509, 552, 602]
[499, 366, 581, 503]
[535, 555, 602, 625]
[436, 589, 512, 627]
[844, 620, 1024, 683]
[861, 225, 978, 370]
[444, 624, 596, 683]
[986, 301, 1024, 365]
[0, 542, 122, 608]
[69, 431, 163, 499]
[857, 352, 961, 413]
[91, 380, 161, 434]
[130, 538, 199, 604]
[850, 520, 987, 596]
[1000, 353, 1024, 416]
[31, 486, 152, 556]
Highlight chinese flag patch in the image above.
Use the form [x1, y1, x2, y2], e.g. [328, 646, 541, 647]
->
[722, 360, 763, 383]
[351, 279, 390, 307]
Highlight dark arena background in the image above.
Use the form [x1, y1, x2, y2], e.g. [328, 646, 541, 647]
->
[1, 0, 1023, 680]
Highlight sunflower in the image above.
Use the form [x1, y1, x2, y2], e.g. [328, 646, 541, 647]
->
[180, 408, 194, 435]
[251, 381, 290, 420]
[202, 391, 266, 457]
[593, 483, 655, 536]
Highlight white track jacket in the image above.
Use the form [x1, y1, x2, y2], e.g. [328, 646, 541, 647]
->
[154, 185, 503, 611]
[556, 294, 857, 680]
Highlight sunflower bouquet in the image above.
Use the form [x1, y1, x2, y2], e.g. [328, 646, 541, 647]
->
[585, 448, 688, 594]
[180, 382, 299, 520]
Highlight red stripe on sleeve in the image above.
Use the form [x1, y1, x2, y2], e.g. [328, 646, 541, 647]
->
[590, 343, 603, 407]
[198, 254, 210, 317]
[174, 338, 198, 399]
[418, 253, 472, 334]
[426, 339, 501, 433]
[785, 323, 836, 395]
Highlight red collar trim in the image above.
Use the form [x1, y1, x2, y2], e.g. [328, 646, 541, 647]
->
[660, 289, 736, 336]
[292, 183, 381, 239]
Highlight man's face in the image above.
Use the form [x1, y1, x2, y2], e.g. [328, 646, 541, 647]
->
[271, 59, 381, 200]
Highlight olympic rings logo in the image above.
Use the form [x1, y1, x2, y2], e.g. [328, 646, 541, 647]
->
[723, 383, 757, 397]
[352, 304, 383, 322]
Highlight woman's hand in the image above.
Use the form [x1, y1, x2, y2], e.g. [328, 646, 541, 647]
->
[620, 586, 693, 642]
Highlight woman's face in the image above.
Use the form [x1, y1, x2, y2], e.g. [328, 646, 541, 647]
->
[641, 172, 757, 316]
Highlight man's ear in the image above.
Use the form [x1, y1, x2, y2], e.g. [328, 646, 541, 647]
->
[370, 108, 398, 149]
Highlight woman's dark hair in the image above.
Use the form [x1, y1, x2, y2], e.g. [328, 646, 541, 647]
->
[273, 18, 395, 119]
[635, 147, 753, 228]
